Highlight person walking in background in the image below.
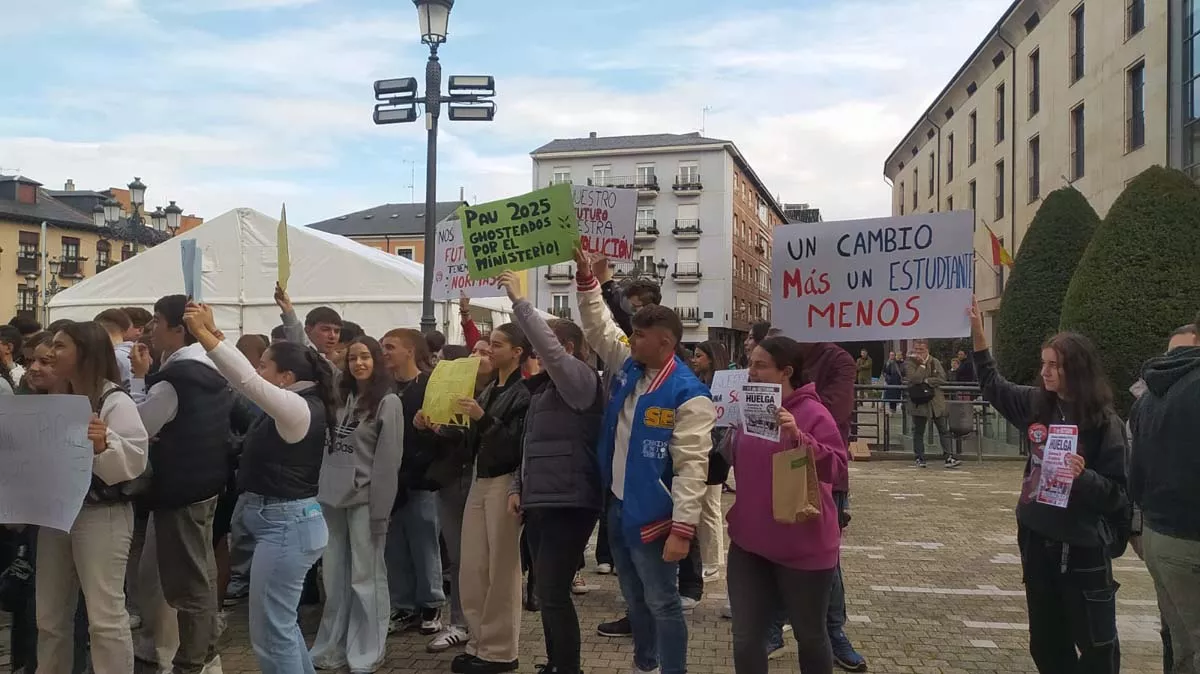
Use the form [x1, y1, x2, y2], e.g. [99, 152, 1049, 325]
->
[37, 321, 149, 674]
[969, 300, 1128, 674]
[183, 302, 333, 674]
[725, 336, 847, 674]
[882, 351, 903, 413]
[500, 271, 604, 674]
[905, 339, 960, 469]
[691, 340, 730, 581]
[1131, 317, 1200, 673]
[310, 336, 403, 674]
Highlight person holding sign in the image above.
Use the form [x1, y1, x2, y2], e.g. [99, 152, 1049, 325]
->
[968, 300, 1129, 674]
[573, 246, 715, 674]
[720, 336, 848, 674]
[182, 302, 335, 674]
[498, 270, 604, 674]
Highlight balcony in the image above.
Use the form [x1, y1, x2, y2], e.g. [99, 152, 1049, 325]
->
[672, 219, 702, 240]
[549, 178, 573, 187]
[676, 306, 701, 326]
[544, 263, 573, 284]
[59, 257, 87, 278]
[550, 306, 573, 320]
[589, 175, 659, 198]
[16, 252, 38, 274]
[96, 259, 115, 274]
[613, 261, 660, 279]
[673, 174, 703, 196]
[13, 307, 36, 322]
[634, 220, 659, 243]
[672, 262, 702, 283]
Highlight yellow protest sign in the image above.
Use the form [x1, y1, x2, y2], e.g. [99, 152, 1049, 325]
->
[278, 203, 291, 291]
[423, 357, 482, 426]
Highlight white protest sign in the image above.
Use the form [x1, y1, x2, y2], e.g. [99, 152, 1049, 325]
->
[772, 211, 974, 341]
[740, 382, 782, 442]
[710, 369, 749, 428]
[574, 185, 637, 261]
[0, 395, 94, 532]
[433, 218, 506, 301]
[1036, 424, 1079, 509]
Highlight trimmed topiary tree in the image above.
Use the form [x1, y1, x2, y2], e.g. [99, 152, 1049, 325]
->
[994, 187, 1100, 385]
[1060, 166, 1200, 415]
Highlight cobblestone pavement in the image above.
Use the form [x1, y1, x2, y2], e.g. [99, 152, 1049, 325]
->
[2, 461, 1165, 673]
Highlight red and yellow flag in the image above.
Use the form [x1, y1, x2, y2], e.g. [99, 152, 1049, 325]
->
[987, 227, 1014, 267]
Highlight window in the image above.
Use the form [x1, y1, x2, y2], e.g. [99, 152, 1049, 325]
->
[995, 160, 1006, 220]
[637, 254, 655, 275]
[1070, 4, 1085, 83]
[1029, 49, 1041, 117]
[636, 164, 656, 186]
[18, 287, 38, 312]
[96, 240, 111, 270]
[756, 198, 768, 222]
[968, 111, 978, 165]
[61, 237, 81, 276]
[17, 231, 39, 273]
[122, 243, 135, 261]
[995, 83, 1006, 143]
[592, 165, 611, 186]
[927, 153, 935, 196]
[551, 168, 571, 184]
[551, 294, 569, 312]
[899, 182, 905, 215]
[1127, 0, 1144, 38]
[969, 180, 977, 211]
[636, 206, 655, 230]
[395, 247, 414, 260]
[946, 133, 955, 182]
[678, 161, 699, 184]
[947, 195, 954, 211]
[1071, 103, 1086, 180]
[912, 169, 918, 209]
[1127, 60, 1146, 152]
[1028, 135, 1041, 202]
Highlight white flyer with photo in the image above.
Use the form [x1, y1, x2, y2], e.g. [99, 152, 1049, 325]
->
[710, 369, 749, 428]
[740, 382, 782, 442]
[1035, 424, 1079, 509]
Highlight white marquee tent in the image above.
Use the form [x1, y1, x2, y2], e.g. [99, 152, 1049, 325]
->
[48, 207, 526, 341]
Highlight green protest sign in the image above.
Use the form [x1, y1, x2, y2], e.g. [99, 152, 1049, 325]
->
[460, 183, 580, 280]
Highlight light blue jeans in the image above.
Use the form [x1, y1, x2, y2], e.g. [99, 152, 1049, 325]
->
[241, 494, 328, 674]
[310, 504, 389, 673]
[608, 499, 688, 674]
[386, 489, 445, 612]
[226, 494, 254, 597]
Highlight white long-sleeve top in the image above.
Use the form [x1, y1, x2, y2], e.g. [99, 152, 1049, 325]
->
[208, 341, 312, 444]
[129, 343, 220, 437]
[93, 381, 150, 485]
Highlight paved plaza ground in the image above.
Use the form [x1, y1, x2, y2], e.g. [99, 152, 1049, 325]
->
[2, 461, 1165, 673]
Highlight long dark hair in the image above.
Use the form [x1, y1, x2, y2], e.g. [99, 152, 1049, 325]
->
[57, 321, 122, 410]
[337, 336, 393, 418]
[695, 340, 730, 386]
[265, 341, 337, 445]
[1033, 331, 1113, 430]
[755, 336, 810, 390]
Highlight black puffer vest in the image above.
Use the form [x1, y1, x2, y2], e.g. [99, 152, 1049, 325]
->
[237, 386, 327, 500]
[518, 372, 604, 511]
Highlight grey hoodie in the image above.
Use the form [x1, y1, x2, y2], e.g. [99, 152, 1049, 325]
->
[318, 391, 405, 535]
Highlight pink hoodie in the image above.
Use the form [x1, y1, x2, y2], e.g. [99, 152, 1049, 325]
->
[725, 382, 848, 571]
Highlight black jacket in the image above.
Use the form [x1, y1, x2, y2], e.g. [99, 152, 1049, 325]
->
[518, 371, 604, 510]
[393, 373, 444, 492]
[974, 349, 1128, 547]
[1130, 346, 1200, 541]
[469, 369, 532, 479]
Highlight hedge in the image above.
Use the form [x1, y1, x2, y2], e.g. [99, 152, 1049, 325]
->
[994, 187, 1099, 385]
[1060, 166, 1200, 414]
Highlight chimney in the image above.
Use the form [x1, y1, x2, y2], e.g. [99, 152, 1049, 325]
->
[460, 186, 465, 202]
[64, 178, 75, 191]
[589, 131, 597, 139]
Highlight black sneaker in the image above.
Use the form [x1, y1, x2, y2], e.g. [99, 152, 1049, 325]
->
[597, 615, 632, 637]
[914, 459, 927, 469]
[945, 456, 962, 469]
[389, 609, 417, 634]
[451, 654, 479, 674]
[462, 658, 518, 674]
[221, 588, 248, 607]
[419, 606, 443, 635]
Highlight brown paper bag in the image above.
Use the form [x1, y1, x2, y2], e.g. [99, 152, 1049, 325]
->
[771, 444, 822, 524]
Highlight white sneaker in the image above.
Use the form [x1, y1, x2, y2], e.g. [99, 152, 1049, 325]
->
[596, 563, 613, 575]
[427, 625, 469, 653]
[702, 565, 720, 580]
[720, 602, 732, 619]
[680, 596, 699, 612]
[631, 667, 660, 674]
[215, 611, 228, 639]
[571, 572, 589, 595]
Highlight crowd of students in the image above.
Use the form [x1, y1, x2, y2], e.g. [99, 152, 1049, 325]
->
[0, 251, 1196, 674]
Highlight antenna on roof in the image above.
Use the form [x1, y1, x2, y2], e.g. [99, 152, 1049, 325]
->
[700, 106, 712, 136]
[402, 159, 416, 203]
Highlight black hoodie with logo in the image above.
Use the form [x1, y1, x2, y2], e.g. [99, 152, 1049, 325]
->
[1130, 346, 1200, 541]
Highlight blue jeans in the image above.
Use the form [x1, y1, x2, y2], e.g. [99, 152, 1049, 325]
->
[608, 499, 688, 674]
[241, 494, 328, 674]
[386, 489, 445, 612]
[226, 493, 255, 597]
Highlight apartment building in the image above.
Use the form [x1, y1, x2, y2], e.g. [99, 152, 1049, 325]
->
[883, 0, 1172, 325]
[529, 132, 786, 356]
[306, 201, 465, 260]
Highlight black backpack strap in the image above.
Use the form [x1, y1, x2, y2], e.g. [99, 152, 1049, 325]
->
[95, 386, 131, 413]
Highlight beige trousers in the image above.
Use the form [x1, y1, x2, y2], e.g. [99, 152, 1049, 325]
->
[698, 484, 725, 569]
[36, 503, 135, 674]
[458, 474, 522, 662]
[134, 514, 181, 670]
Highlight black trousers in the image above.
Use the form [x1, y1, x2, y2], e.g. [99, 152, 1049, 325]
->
[595, 493, 612, 566]
[525, 507, 600, 674]
[1018, 526, 1120, 674]
[678, 536, 704, 601]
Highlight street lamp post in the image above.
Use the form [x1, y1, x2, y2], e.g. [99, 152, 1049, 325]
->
[372, 0, 497, 334]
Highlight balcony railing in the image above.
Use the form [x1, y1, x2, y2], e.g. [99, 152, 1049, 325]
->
[672, 219, 702, 239]
[13, 307, 36, 322]
[96, 259, 114, 273]
[59, 257, 86, 277]
[672, 262, 702, 280]
[635, 221, 659, 243]
[549, 178, 573, 186]
[673, 174, 702, 192]
[613, 261, 660, 279]
[589, 175, 659, 191]
[676, 306, 701, 325]
[16, 252, 38, 274]
[545, 263, 573, 283]
[550, 306, 573, 320]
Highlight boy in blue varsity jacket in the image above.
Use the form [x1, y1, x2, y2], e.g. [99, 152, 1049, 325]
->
[573, 248, 715, 674]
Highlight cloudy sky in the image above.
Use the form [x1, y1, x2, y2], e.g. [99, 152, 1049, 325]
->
[0, 0, 1010, 225]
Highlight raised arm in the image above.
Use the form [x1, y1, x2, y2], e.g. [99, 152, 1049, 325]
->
[968, 299, 1037, 426]
[573, 248, 631, 370]
[275, 283, 311, 348]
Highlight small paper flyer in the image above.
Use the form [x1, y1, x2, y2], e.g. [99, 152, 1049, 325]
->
[740, 382, 782, 442]
[1035, 424, 1079, 508]
[710, 369, 749, 428]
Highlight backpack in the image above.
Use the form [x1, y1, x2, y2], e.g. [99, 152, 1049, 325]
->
[1101, 417, 1134, 559]
[86, 386, 153, 504]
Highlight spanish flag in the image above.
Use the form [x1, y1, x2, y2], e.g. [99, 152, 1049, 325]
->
[987, 227, 1014, 267]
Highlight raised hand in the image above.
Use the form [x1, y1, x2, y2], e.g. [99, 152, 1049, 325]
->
[498, 270, 523, 302]
[274, 282, 293, 314]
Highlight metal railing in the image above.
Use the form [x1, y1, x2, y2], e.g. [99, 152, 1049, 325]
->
[550, 306, 572, 319]
[672, 219, 701, 235]
[672, 262, 701, 278]
[588, 175, 659, 190]
[673, 174, 702, 190]
[676, 306, 700, 323]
